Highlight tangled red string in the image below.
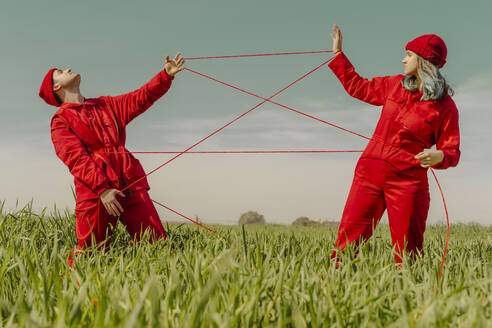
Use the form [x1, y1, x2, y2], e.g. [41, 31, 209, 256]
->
[113, 49, 449, 277]
[184, 50, 333, 61]
[111, 150, 363, 155]
[120, 56, 336, 193]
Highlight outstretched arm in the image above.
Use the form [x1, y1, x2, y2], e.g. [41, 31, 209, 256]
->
[328, 24, 389, 106]
[107, 52, 185, 126]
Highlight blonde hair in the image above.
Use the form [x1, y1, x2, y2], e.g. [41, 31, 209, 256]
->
[401, 55, 454, 101]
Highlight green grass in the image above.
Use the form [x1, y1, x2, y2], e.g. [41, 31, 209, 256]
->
[0, 200, 490, 327]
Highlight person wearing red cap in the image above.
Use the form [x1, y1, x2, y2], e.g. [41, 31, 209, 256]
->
[328, 25, 460, 263]
[40, 53, 184, 263]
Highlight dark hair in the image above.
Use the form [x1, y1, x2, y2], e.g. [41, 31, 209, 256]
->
[51, 74, 63, 105]
[54, 92, 62, 105]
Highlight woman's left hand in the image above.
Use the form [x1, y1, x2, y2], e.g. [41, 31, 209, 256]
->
[414, 150, 444, 168]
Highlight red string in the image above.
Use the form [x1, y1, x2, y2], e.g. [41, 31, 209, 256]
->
[430, 169, 450, 278]
[182, 64, 451, 275]
[120, 57, 334, 194]
[184, 50, 333, 61]
[111, 50, 450, 276]
[109, 150, 363, 155]
[151, 199, 217, 234]
[184, 67, 371, 141]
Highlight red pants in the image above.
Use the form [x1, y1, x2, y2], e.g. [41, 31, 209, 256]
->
[74, 189, 167, 248]
[331, 158, 430, 263]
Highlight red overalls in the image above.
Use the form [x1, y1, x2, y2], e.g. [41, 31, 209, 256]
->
[328, 53, 460, 262]
[51, 69, 174, 249]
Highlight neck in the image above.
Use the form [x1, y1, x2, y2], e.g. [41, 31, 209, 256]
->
[61, 85, 84, 104]
[415, 76, 423, 92]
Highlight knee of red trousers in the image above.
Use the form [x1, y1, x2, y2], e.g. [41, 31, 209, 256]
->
[392, 248, 422, 264]
[331, 228, 364, 263]
[393, 250, 404, 264]
[390, 217, 426, 263]
[334, 220, 375, 252]
[391, 238, 424, 263]
[334, 231, 349, 252]
[116, 219, 166, 243]
[75, 199, 116, 249]
[148, 212, 167, 241]
[120, 190, 167, 242]
[76, 220, 115, 249]
[157, 225, 167, 239]
[147, 223, 167, 242]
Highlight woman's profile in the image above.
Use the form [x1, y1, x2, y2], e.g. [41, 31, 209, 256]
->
[328, 24, 460, 263]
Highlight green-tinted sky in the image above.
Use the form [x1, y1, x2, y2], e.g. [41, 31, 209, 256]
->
[1, 0, 491, 224]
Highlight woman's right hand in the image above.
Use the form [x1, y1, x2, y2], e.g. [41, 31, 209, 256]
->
[330, 24, 343, 54]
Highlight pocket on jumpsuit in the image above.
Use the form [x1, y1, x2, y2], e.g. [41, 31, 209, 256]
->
[74, 198, 99, 241]
[125, 154, 147, 185]
[353, 158, 371, 184]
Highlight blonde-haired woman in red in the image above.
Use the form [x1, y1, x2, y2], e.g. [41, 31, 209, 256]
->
[328, 24, 460, 263]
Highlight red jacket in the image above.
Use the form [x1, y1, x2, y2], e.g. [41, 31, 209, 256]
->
[328, 52, 460, 177]
[51, 70, 173, 202]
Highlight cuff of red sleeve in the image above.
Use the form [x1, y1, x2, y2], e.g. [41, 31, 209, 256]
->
[160, 69, 175, 84]
[431, 152, 449, 170]
[94, 181, 112, 197]
[328, 51, 348, 70]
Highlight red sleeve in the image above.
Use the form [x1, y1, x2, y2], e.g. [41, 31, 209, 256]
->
[432, 101, 461, 170]
[328, 52, 389, 106]
[105, 69, 174, 126]
[51, 115, 112, 196]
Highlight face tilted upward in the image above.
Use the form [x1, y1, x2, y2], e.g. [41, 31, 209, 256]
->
[52, 68, 81, 91]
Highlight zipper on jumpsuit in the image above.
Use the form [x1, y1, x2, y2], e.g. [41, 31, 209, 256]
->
[107, 108, 133, 198]
[382, 94, 409, 191]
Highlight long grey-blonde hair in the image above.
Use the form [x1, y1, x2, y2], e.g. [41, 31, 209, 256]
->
[401, 55, 454, 101]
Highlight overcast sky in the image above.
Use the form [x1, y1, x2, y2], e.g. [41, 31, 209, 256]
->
[1, 0, 491, 225]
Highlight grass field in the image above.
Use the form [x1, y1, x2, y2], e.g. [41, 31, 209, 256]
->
[0, 201, 490, 327]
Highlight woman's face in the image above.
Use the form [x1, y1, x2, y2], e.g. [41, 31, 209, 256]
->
[402, 50, 418, 76]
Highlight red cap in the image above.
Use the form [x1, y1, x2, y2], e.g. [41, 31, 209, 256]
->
[405, 34, 447, 68]
[39, 68, 62, 107]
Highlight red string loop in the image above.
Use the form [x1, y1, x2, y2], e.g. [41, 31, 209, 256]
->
[120, 57, 335, 193]
[184, 50, 333, 61]
[113, 50, 450, 277]
[109, 150, 363, 155]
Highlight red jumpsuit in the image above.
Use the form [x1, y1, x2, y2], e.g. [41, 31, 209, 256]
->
[328, 52, 460, 262]
[51, 69, 174, 249]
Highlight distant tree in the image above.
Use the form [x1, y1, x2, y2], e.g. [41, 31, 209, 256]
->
[292, 216, 314, 226]
[238, 211, 265, 225]
[292, 216, 340, 226]
[292, 216, 338, 226]
[321, 220, 339, 227]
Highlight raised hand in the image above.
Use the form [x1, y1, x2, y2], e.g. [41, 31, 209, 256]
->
[330, 24, 343, 54]
[165, 52, 185, 77]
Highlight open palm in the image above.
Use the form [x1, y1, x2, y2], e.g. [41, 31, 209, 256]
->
[165, 52, 185, 77]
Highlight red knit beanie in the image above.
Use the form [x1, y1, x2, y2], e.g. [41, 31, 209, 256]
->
[405, 34, 447, 68]
[39, 68, 62, 107]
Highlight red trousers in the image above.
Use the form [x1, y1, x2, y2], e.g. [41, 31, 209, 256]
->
[74, 189, 167, 248]
[331, 158, 430, 263]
